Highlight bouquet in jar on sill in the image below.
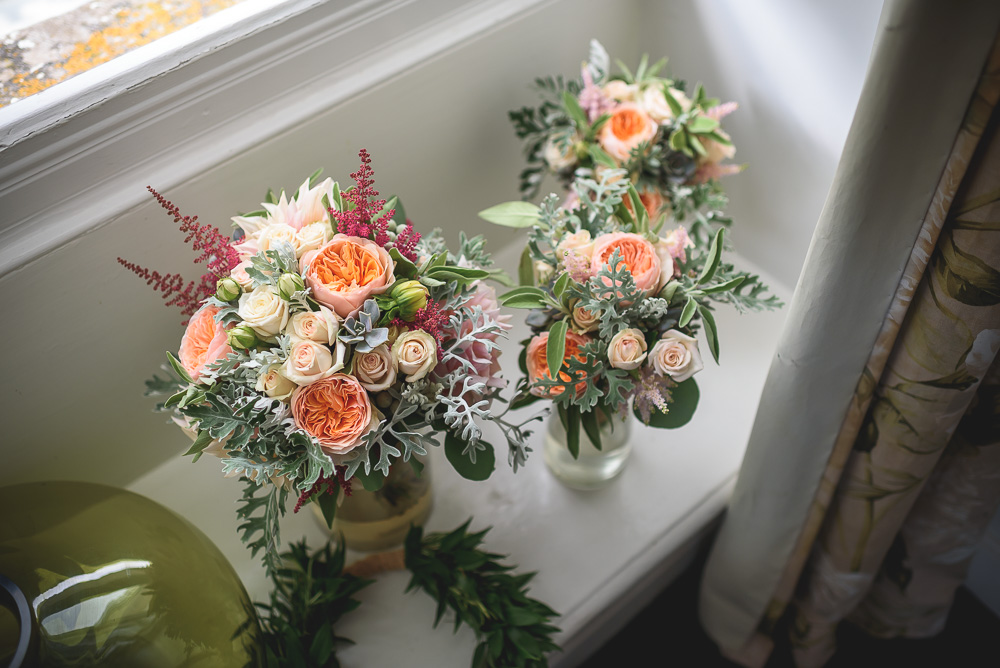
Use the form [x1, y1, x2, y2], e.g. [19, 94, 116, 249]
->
[510, 39, 739, 227]
[120, 150, 538, 571]
[479, 170, 781, 461]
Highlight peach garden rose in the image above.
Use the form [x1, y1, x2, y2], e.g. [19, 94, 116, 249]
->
[291, 373, 376, 455]
[525, 330, 592, 399]
[590, 231, 662, 293]
[300, 234, 395, 318]
[598, 102, 658, 162]
[178, 304, 233, 382]
[607, 328, 648, 370]
[282, 338, 344, 385]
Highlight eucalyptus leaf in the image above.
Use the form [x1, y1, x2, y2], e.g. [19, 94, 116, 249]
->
[478, 201, 542, 228]
[445, 433, 496, 481]
[518, 246, 535, 286]
[697, 227, 724, 285]
[679, 297, 697, 327]
[699, 305, 720, 364]
[546, 319, 569, 381]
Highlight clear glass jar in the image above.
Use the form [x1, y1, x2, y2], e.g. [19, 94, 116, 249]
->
[313, 458, 432, 552]
[543, 410, 632, 490]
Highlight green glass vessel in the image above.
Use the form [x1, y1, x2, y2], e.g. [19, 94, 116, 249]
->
[0, 481, 261, 667]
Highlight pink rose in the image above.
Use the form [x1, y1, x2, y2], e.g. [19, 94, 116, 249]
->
[590, 232, 662, 293]
[300, 234, 395, 318]
[178, 304, 233, 382]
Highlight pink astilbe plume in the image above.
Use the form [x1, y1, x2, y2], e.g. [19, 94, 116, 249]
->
[631, 367, 674, 423]
[330, 149, 394, 245]
[694, 162, 743, 184]
[705, 101, 738, 121]
[393, 218, 421, 262]
[579, 66, 613, 123]
[117, 187, 240, 321]
[393, 299, 451, 352]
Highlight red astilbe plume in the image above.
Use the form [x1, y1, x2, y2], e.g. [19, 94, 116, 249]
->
[292, 469, 352, 514]
[393, 218, 421, 262]
[117, 187, 240, 321]
[331, 149, 394, 245]
[393, 299, 451, 353]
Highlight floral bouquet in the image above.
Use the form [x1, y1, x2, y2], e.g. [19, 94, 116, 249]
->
[121, 150, 537, 569]
[510, 40, 739, 224]
[479, 169, 780, 468]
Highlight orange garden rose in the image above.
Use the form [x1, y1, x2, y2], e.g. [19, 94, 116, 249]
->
[598, 103, 658, 162]
[623, 187, 665, 220]
[300, 234, 395, 318]
[178, 304, 233, 382]
[590, 232, 662, 293]
[291, 373, 375, 455]
[526, 330, 592, 398]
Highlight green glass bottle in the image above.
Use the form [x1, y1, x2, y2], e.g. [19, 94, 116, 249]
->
[0, 481, 261, 667]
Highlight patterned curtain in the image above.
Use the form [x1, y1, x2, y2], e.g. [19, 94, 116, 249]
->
[698, 3, 1000, 666]
[790, 83, 1000, 664]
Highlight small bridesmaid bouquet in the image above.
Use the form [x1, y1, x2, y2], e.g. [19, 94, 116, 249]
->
[480, 168, 780, 488]
[121, 150, 538, 567]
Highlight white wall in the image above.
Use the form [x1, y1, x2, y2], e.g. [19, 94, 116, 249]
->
[639, 0, 884, 287]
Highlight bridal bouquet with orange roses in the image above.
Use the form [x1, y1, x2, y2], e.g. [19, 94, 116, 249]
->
[480, 169, 779, 456]
[122, 150, 536, 570]
[510, 40, 739, 224]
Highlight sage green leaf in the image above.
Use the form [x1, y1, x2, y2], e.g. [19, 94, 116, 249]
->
[306, 167, 324, 189]
[635, 378, 700, 428]
[701, 275, 747, 294]
[663, 86, 684, 116]
[184, 429, 214, 459]
[581, 408, 603, 452]
[519, 246, 535, 286]
[589, 144, 617, 168]
[679, 296, 697, 327]
[553, 271, 570, 298]
[566, 405, 581, 459]
[445, 433, 495, 481]
[389, 247, 418, 279]
[687, 115, 720, 134]
[478, 201, 542, 228]
[547, 319, 569, 381]
[697, 227, 725, 285]
[166, 350, 194, 385]
[315, 490, 337, 528]
[353, 466, 386, 492]
[562, 90, 589, 129]
[699, 305, 720, 363]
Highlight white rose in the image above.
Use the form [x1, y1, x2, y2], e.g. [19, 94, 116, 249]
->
[282, 338, 345, 385]
[650, 329, 703, 381]
[653, 239, 678, 292]
[255, 223, 300, 255]
[355, 344, 397, 392]
[607, 328, 648, 370]
[603, 80, 639, 102]
[230, 260, 256, 290]
[557, 230, 595, 262]
[641, 85, 674, 123]
[543, 137, 577, 170]
[391, 330, 437, 382]
[571, 304, 600, 333]
[295, 222, 333, 256]
[238, 285, 289, 338]
[255, 363, 297, 400]
[288, 305, 338, 346]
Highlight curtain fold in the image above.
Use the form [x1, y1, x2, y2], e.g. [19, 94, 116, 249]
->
[698, 1, 1000, 665]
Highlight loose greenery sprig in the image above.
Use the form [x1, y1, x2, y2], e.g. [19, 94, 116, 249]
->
[256, 540, 372, 668]
[404, 522, 561, 668]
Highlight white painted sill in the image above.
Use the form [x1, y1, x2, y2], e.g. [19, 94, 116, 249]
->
[128, 243, 790, 666]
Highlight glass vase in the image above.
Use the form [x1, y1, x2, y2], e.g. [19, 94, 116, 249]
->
[314, 458, 432, 552]
[543, 410, 632, 490]
[0, 481, 261, 667]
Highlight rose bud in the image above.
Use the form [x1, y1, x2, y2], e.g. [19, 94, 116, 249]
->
[215, 276, 242, 302]
[227, 323, 258, 350]
[389, 280, 429, 321]
[278, 272, 306, 301]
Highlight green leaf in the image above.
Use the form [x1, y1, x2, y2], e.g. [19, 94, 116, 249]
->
[314, 489, 338, 528]
[353, 466, 386, 492]
[552, 271, 570, 298]
[660, 280, 682, 304]
[445, 433, 496, 481]
[699, 305, 720, 364]
[500, 286, 547, 309]
[627, 183, 649, 233]
[183, 429, 214, 459]
[546, 319, 569, 381]
[426, 266, 491, 283]
[478, 201, 542, 228]
[565, 405, 581, 459]
[700, 275, 747, 294]
[518, 246, 535, 286]
[589, 144, 618, 168]
[663, 86, 684, 116]
[686, 115, 720, 134]
[697, 227, 724, 285]
[679, 296, 697, 327]
[389, 247, 418, 279]
[306, 167, 324, 189]
[562, 90, 589, 128]
[703, 130, 732, 145]
[635, 378, 700, 428]
[166, 350, 194, 384]
[581, 409, 603, 452]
